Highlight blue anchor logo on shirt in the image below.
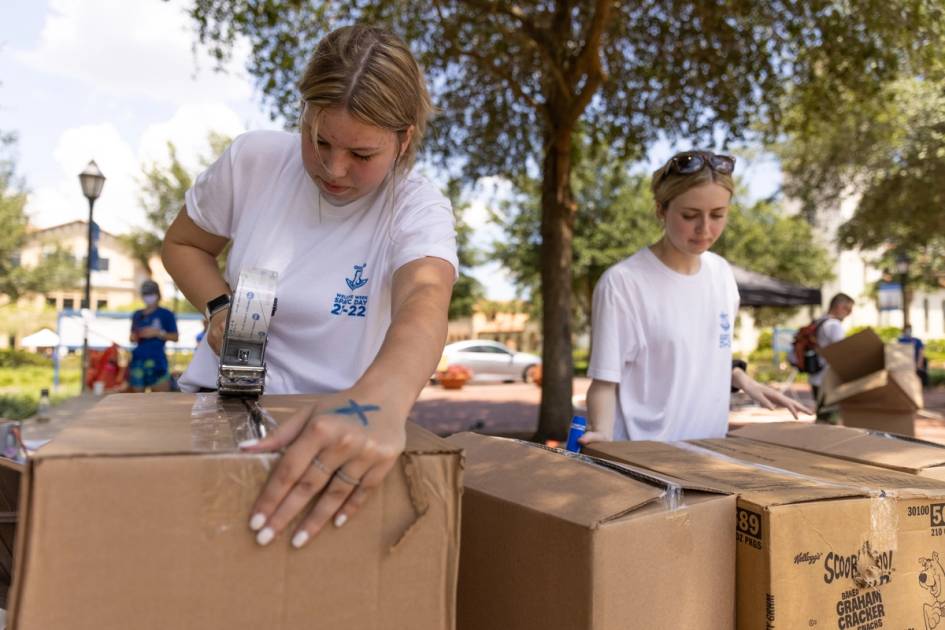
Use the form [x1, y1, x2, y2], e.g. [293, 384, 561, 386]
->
[346, 264, 369, 291]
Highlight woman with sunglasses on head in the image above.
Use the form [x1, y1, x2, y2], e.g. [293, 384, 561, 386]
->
[162, 25, 456, 548]
[581, 151, 811, 444]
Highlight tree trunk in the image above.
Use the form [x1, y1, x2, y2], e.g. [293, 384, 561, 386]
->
[535, 124, 575, 441]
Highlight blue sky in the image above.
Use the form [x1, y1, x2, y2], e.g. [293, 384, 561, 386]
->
[2, 0, 783, 300]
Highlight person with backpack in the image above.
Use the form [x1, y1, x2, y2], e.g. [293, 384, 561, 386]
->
[805, 293, 855, 423]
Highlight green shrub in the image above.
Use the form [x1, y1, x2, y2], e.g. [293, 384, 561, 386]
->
[573, 348, 589, 376]
[755, 329, 773, 351]
[0, 349, 52, 368]
[930, 368, 945, 388]
[0, 394, 37, 420]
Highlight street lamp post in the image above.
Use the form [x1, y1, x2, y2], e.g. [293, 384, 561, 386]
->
[78, 161, 106, 393]
[895, 251, 910, 329]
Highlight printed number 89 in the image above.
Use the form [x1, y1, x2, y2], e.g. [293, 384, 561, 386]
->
[738, 508, 761, 538]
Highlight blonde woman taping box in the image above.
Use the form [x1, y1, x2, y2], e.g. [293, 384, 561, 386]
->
[581, 151, 811, 444]
[162, 25, 457, 549]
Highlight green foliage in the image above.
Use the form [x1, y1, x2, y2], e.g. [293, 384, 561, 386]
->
[714, 196, 834, 327]
[492, 143, 834, 332]
[0, 133, 83, 300]
[125, 135, 232, 275]
[777, 75, 945, 294]
[444, 180, 485, 320]
[0, 349, 51, 368]
[930, 368, 945, 388]
[491, 139, 658, 331]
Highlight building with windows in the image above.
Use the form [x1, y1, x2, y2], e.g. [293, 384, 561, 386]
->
[16, 220, 176, 313]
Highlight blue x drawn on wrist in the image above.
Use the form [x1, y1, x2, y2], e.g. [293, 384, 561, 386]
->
[331, 399, 380, 426]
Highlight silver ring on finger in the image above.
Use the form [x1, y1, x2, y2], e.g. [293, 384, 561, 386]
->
[334, 468, 360, 486]
[311, 456, 329, 474]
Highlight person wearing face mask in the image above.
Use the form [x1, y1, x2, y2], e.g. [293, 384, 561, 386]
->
[161, 25, 457, 550]
[580, 150, 812, 444]
[128, 279, 179, 393]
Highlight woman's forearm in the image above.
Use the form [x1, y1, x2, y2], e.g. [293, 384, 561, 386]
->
[352, 259, 453, 420]
[161, 208, 231, 313]
[587, 379, 618, 439]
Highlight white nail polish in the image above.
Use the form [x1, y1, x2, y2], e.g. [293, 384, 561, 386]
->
[291, 531, 309, 549]
[334, 513, 348, 528]
[249, 513, 266, 531]
[256, 527, 274, 546]
[238, 438, 259, 449]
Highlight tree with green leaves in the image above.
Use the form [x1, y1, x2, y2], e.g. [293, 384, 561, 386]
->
[182, 0, 943, 438]
[493, 140, 833, 334]
[444, 181, 485, 320]
[125, 132, 232, 277]
[776, 75, 945, 326]
[0, 132, 82, 302]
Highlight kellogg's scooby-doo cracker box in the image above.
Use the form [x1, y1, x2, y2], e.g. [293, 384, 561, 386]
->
[588, 438, 945, 630]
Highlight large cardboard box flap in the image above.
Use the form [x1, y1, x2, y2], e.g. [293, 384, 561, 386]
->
[586, 438, 870, 507]
[731, 421, 945, 479]
[448, 432, 671, 527]
[9, 393, 462, 630]
[819, 328, 923, 410]
[450, 433, 735, 630]
[693, 435, 945, 496]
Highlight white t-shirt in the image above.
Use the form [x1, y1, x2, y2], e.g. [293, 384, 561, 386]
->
[178, 130, 458, 394]
[588, 248, 740, 441]
[808, 317, 845, 387]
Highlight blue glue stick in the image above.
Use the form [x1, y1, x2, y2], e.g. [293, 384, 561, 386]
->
[565, 415, 587, 453]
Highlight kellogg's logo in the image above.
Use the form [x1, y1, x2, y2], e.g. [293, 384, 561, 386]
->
[794, 551, 822, 566]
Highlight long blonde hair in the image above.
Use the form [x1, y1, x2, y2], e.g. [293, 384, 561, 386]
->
[650, 151, 735, 213]
[298, 24, 433, 173]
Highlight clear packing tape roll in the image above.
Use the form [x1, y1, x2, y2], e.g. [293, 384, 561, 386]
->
[218, 268, 279, 396]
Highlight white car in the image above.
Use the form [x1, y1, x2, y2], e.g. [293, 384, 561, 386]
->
[441, 340, 541, 383]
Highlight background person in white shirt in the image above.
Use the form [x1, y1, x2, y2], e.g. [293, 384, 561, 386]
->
[581, 150, 811, 444]
[809, 293, 854, 423]
[162, 25, 457, 550]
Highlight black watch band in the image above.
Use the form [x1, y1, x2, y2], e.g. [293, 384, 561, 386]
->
[205, 293, 231, 320]
[731, 359, 748, 393]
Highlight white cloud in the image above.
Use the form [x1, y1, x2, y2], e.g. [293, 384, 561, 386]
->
[14, 0, 253, 105]
[138, 103, 245, 171]
[26, 122, 141, 234]
[26, 102, 247, 235]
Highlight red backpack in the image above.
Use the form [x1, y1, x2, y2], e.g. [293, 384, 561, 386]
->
[790, 317, 828, 373]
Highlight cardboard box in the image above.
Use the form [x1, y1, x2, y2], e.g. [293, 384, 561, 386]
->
[7, 393, 462, 630]
[0, 457, 21, 609]
[731, 421, 945, 480]
[448, 432, 736, 630]
[820, 328, 924, 435]
[588, 438, 945, 630]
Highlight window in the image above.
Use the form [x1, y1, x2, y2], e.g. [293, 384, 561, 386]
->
[45, 297, 57, 309]
[62, 298, 75, 310]
[96, 300, 108, 311]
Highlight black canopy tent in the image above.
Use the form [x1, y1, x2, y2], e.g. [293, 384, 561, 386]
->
[731, 265, 822, 307]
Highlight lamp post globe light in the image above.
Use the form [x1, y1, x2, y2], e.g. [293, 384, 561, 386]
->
[895, 251, 910, 328]
[78, 160, 106, 393]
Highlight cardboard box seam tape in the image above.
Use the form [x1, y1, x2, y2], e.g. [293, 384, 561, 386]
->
[674, 440, 899, 589]
[518, 438, 686, 518]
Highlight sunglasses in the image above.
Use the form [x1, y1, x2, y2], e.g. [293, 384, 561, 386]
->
[660, 152, 736, 182]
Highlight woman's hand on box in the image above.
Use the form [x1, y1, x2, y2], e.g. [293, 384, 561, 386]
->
[239, 394, 406, 548]
[733, 369, 813, 418]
